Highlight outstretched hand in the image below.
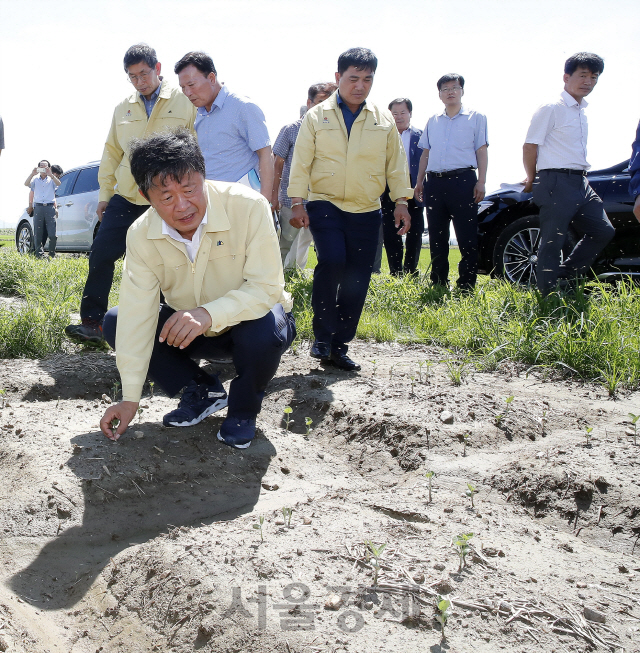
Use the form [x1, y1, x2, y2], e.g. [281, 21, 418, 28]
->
[100, 401, 139, 441]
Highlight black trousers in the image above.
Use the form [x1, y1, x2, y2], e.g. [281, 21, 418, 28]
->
[307, 200, 381, 353]
[81, 195, 148, 323]
[424, 169, 478, 289]
[103, 303, 296, 419]
[380, 191, 424, 275]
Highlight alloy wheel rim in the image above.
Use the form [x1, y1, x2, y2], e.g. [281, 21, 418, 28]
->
[503, 227, 540, 285]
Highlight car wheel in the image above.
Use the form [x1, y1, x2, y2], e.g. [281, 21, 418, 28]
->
[16, 222, 34, 255]
[492, 215, 545, 285]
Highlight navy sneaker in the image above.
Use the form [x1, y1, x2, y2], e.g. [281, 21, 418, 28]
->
[217, 416, 256, 449]
[163, 379, 228, 427]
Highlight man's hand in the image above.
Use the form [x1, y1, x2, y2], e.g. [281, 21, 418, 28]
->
[97, 201, 109, 221]
[159, 307, 212, 349]
[290, 202, 309, 229]
[394, 204, 412, 236]
[413, 183, 424, 204]
[100, 401, 139, 441]
[522, 178, 533, 194]
[634, 195, 640, 223]
[473, 181, 486, 203]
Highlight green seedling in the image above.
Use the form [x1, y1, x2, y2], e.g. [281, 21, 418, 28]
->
[0, 388, 6, 409]
[584, 425, 593, 446]
[462, 432, 471, 457]
[283, 406, 293, 431]
[504, 395, 515, 416]
[539, 409, 548, 435]
[253, 515, 265, 542]
[149, 381, 155, 398]
[425, 471, 435, 503]
[465, 482, 478, 508]
[371, 359, 377, 377]
[365, 541, 387, 586]
[452, 532, 474, 571]
[305, 416, 313, 435]
[628, 412, 639, 445]
[435, 596, 451, 640]
[410, 375, 416, 394]
[445, 360, 465, 386]
[111, 380, 121, 403]
[281, 506, 293, 528]
[137, 406, 144, 423]
[109, 417, 120, 437]
[389, 362, 397, 380]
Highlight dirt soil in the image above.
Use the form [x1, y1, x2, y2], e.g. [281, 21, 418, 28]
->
[0, 342, 638, 653]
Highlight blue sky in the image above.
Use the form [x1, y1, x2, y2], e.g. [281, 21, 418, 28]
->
[0, 0, 637, 227]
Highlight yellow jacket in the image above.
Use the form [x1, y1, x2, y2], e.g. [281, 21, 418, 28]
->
[116, 181, 293, 402]
[287, 93, 412, 212]
[98, 78, 197, 205]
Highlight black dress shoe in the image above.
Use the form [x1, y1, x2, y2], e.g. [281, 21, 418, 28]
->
[328, 352, 361, 371]
[310, 341, 330, 359]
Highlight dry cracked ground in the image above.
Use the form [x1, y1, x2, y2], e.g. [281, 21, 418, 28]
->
[0, 342, 638, 653]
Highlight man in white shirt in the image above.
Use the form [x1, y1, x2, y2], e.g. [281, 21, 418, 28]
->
[24, 160, 61, 258]
[523, 52, 614, 295]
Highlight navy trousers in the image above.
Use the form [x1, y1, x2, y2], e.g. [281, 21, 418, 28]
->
[307, 200, 381, 353]
[381, 190, 424, 275]
[33, 204, 56, 259]
[533, 170, 614, 295]
[81, 194, 148, 323]
[425, 169, 478, 289]
[103, 303, 296, 419]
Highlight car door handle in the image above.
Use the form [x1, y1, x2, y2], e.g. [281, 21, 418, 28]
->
[65, 201, 74, 206]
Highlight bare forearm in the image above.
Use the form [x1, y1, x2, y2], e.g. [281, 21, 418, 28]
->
[523, 143, 538, 181]
[416, 150, 429, 185]
[257, 147, 274, 202]
[273, 156, 285, 204]
[476, 145, 488, 184]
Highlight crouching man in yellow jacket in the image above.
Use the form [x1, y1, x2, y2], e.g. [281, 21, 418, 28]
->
[99, 129, 295, 449]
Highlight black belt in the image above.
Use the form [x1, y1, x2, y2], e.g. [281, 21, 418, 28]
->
[35, 202, 55, 206]
[429, 167, 474, 178]
[541, 168, 587, 176]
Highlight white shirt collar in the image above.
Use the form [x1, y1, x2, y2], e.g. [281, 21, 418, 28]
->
[561, 89, 588, 109]
[162, 210, 208, 262]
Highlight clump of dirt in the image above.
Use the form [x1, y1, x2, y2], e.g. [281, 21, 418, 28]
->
[0, 342, 639, 652]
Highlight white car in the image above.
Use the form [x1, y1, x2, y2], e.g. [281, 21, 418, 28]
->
[16, 161, 101, 254]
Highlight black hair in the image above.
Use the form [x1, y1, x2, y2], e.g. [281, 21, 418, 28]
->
[51, 164, 63, 176]
[129, 128, 206, 200]
[38, 159, 50, 168]
[123, 43, 158, 72]
[437, 74, 465, 91]
[388, 98, 412, 112]
[308, 82, 337, 103]
[337, 48, 377, 75]
[564, 52, 604, 76]
[174, 51, 216, 76]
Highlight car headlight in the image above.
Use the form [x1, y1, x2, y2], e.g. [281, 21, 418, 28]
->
[477, 200, 495, 214]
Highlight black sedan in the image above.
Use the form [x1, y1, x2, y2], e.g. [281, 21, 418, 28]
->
[477, 160, 639, 285]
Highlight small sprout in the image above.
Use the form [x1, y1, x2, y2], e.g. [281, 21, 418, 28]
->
[628, 412, 639, 445]
[283, 406, 293, 431]
[410, 375, 416, 394]
[137, 406, 144, 423]
[253, 515, 265, 541]
[305, 416, 313, 435]
[365, 541, 387, 586]
[0, 388, 6, 409]
[149, 381, 155, 398]
[109, 417, 120, 436]
[504, 395, 515, 411]
[111, 380, 121, 402]
[389, 363, 397, 380]
[452, 532, 474, 571]
[435, 596, 451, 640]
[538, 408, 548, 435]
[462, 431, 471, 457]
[445, 360, 465, 386]
[425, 471, 435, 503]
[465, 482, 478, 508]
[281, 506, 293, 528]
[371, 359, 377, 377]
[584, 425, 593, 446]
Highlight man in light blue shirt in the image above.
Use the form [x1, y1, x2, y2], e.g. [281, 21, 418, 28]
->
[415, 73, 488, 290]
[175, 51, 273, 201]
[24, 159, 61, 258]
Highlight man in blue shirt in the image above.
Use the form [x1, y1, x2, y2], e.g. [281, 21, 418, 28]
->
[415, 73, 488, 291]
[24, 160, 61, 258]
[630, 120, 640, 223]
[175, 52, 273, 201]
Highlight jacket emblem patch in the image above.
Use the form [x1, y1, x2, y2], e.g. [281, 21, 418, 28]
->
[217, 240, 224, 246]
[323, 117, 329, 123]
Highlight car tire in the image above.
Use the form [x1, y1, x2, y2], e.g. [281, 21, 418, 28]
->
[16, 221, 34, 255]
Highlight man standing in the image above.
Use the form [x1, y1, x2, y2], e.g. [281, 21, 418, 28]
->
[65, 44, 196, 343]
[175, 52, 273, 201]
[288, 47, 412, 371]
[630, 120, 640, 222]
[382, 98, 425, 275]
[415, 74, 488, 291]
[272, 82, 337, 269]
[523, 52, 614, 295]
[24, 160, 60, 258]
[99, 129, 294, 449]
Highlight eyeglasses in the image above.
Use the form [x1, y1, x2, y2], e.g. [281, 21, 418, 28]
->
[128, 70, 153, 84]
[439, 86, 462, 93]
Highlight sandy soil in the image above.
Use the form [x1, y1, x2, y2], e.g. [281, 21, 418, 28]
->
[0, 342, 638, 652]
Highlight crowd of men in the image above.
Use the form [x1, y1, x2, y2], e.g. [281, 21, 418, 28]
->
[9, 43, 639, 447]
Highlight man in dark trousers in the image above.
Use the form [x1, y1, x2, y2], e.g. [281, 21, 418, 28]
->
[288, 47, 412, 371]
[523, 52, 614, 295]
[65, 43, 196, 343]
[381, 98, 424, 275]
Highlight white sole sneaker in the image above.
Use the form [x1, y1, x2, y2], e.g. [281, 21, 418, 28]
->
[216, 431, 252, 449]
[164, 396, 228, 428]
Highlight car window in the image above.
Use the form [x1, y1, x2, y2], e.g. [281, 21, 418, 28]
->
[55, 171, 78, 198]
[72, 167, 100, 195]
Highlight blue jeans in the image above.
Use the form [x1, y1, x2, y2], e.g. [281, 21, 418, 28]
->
[103, 303, 296, 419]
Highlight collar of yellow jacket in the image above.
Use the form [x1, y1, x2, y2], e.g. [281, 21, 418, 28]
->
[127, 77, 173, 105]
[324, 90, 374, 114]
[145, 182, 231, 240]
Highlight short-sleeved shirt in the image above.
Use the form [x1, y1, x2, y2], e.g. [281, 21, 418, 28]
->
[0, 115, 4, 149]
[195, 84, 271, 182]
[30, 175, 56, 203]
[273, 118, 303, 208]
[525, 90, 589, 171]
[418, 106, 488, 172]
[630, 119, 640, 198]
